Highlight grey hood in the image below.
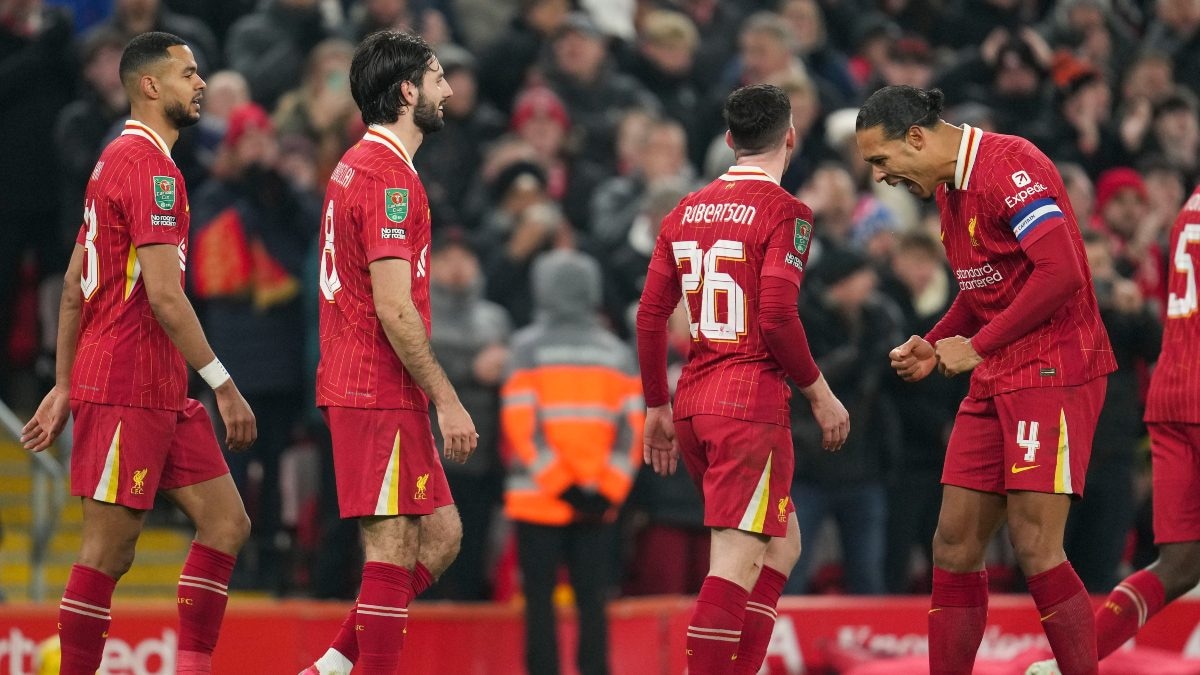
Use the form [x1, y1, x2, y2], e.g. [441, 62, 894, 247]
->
[531, 249, 602, 324]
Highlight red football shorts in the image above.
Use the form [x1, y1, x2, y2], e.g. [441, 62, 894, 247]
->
[70, 399, 228, 510]
[942, 377, 1107, 497]
[322, 406, 453, 518]
[1148, 422, 1200, 544]
[675, 414, 795, 537]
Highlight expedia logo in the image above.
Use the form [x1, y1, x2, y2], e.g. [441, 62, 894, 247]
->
[1004, 183, 1048, 208]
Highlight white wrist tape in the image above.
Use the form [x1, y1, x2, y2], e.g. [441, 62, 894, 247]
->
[198, 358, 231, 389]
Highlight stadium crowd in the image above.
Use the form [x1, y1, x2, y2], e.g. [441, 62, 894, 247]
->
[1, 0, 1197, 605]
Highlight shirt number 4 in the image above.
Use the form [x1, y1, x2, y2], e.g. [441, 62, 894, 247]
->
[672, 239, 746, 342]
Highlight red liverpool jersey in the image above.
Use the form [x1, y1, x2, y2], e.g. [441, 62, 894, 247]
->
[317, 125, 433, 411]
[935, 125, 1116, 399]
[648, 165, 813, 426]
[1146, 186, 1200, 424]
[71, 121, 190, 411]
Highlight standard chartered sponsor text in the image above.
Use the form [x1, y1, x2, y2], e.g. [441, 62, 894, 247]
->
[956, 263, 1004, 290]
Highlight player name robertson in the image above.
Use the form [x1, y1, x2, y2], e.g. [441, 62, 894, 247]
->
[682, 202, 757, 225]
[955, 263, 1004, 290]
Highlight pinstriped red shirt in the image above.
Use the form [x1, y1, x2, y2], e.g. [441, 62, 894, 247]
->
[934, 125, 1115, 399]
[316, 126, 432, 411]
[1146, 186, 1200, 424]
[70, 121, 189, 411]
[648, 166, 813, 426]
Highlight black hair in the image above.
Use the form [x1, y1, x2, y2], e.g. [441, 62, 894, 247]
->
[856, 85, 944, 140]
[118, 31, 187, 87]
[723, 84, 791, 155]
[350, 30, 435, 126]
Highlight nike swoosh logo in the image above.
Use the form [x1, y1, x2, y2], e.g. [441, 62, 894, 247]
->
[1040, 611, 1057, 622]
[1011, 463, 1041, 474]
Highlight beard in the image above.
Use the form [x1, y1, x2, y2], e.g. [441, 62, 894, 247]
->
[165, 99, 200, 129]
[412, 91, 444, 134]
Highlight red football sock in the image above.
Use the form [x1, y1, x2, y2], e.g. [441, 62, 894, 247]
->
[355, 562, 413, 675]
[1096, 569, 1166, 659]
[1028, 561, 1097, 675]
[58, 564, 116, 675]
[411, 562, 434, 597]
[687, 575, 748, 675]
[734, 565, 787, 674]
[329, 603, 360, 662]
[176, 542, 236, 673]
[928, 567, 988, 675]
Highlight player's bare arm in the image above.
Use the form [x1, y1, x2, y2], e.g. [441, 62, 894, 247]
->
[934, 336, 982, 376]
[370, 257, 477, 464]
[22, 245, 85, 452]
[643, 404, 678, 476]
[139, 243, 257, 451]
[798, 374, 850, 451]
[889, 334, 936, 382]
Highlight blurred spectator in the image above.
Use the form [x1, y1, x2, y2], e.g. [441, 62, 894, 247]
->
[798, 162, 900, 259]
[935, 0, 1036, 50]
[589, 117, 692, 251]
[1059, 161, 1097, 225]
[501, 249, 642, 675]
[1092, 166, 1168, 310]
[1042, 53, 1129, 176]
[674, 0, 746, 88]
[1144, 0, 1200, 95]
[508, 85, 607, 231]
[0, 0, 75, 398]
[189, 103, 319, 592]
[428, 229, 512, 600]
[601, 181, 691, 336]
[877, 35, 935, 91]
[727, 11, 805, 90]
[1065, 230, 1162, 591]
[272, 38, 358, 192]
[1141, 155, 1190, 229]
[1041, 0, 1138, 80]
[192, 69, 251, 171]
[55, 27, 127, 245]
[415, 43, 506, 227]
[477, 0, 569, 113]
[225, 0, 335, 109]
[937, 28, 1054, 135]
[476, 156, 548, 243]
[611, 107, 654, 178]
[781, 0, 857, 107]
[846, 13, 900, 88]
[1120, 50, 1176, 108]
[787, 246, 903, 595]
[343, 0, 453, 45]
[619, 9, 704, 156]
[877, 232, 968, 592]
[772, 71, 832, 192]
[1148, 88, 1200, 183]
[485, 201, 575, 327]
[544, 12, 659, 172]
[91, 0, 220, 73]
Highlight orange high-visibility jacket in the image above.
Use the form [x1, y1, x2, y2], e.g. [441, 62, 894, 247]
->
[501, 333, 645, 526]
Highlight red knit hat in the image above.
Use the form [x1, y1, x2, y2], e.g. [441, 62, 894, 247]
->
[510, 87, 570, 133]
[223, 102, 273, 148]
[1094, 167, 1147, 213]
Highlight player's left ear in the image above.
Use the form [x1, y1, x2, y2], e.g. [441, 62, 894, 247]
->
[724, 130, 734, 150]
[399, 79, 419, 111]
[906, 125, 926, 151]
[785, 125, 796, 151]
[140, 74, 161, 102]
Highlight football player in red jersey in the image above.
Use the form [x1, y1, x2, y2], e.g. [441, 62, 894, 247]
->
[21, 32, 257, 675]
[637, 84, 849, 675]
[856, 85, 1116, 675]
[301, 31, 477, 675]
[1028, 185, 1200, 674]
